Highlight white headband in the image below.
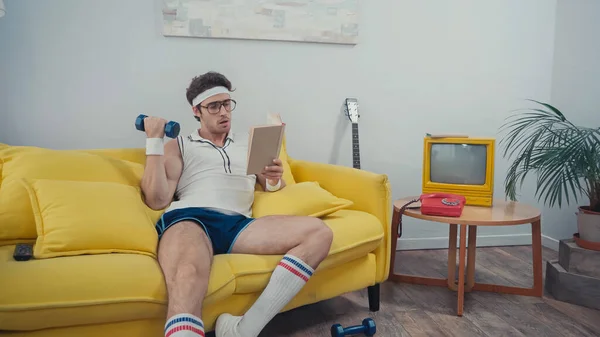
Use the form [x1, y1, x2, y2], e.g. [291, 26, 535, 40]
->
[192, 86, 230, 106]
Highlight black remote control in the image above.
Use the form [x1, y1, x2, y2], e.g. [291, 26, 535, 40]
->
[13, 243, 33, 261]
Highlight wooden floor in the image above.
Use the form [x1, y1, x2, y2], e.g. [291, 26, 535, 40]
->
[257, 245, 600, 337]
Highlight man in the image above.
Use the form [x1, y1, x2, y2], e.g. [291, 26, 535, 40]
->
[140, 71, 333, 337]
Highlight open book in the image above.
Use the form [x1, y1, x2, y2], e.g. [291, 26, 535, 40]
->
[246, 114, 285, 175]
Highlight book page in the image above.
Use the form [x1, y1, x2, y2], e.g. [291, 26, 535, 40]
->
[267, 113, 283, 125]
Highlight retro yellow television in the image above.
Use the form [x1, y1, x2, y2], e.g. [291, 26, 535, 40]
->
[422, 135, 495, 207]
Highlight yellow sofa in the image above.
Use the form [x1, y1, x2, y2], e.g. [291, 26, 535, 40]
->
[0, 140, 392, 336]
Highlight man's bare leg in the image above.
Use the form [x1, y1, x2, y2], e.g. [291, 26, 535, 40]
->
[159, 221, 213, 337]
[216, 215, 333, 337]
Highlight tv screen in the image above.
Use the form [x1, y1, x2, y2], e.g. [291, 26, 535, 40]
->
[430, 143, 487, 185]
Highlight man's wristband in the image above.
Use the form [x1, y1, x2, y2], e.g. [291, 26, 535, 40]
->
[146, 138, 164, 156]
[266, 179, 281, 192]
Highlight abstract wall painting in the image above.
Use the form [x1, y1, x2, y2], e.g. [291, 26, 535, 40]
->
[162, 0, 360, 45]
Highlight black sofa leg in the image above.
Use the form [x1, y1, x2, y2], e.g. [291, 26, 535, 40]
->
[367, 284, 380, 311]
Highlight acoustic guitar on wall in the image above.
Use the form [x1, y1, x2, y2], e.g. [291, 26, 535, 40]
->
[344, 98, 361, 170]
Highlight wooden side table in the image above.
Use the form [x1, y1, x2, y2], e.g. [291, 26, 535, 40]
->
[389, 197, 542, 316]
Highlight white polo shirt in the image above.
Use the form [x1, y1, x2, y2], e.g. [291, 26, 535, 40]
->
[164, 129, 256, 217]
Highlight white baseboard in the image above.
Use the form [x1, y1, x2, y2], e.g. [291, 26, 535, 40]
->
[542, 235, 559, 251]
[397, 234, 532, 250]
[396, 234, 559, 251]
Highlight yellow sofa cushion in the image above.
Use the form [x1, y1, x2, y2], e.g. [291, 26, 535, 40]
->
[0, 245, 166, 331]
[0, 146, 147, 245]
[22, 179, 162, 259]
[252, 181, 353, 218]
[0, 242, 240, 331]
[225, 209, 384, 294]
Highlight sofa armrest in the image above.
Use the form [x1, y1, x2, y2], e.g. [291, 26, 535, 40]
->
[289, 158, 392, 282]
[289, 159, 390, 226]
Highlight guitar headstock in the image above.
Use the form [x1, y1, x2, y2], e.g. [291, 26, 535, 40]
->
[345, 98, 360, 123]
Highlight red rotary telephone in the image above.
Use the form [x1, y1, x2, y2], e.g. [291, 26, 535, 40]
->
[396, 193, 466, 237]
[419, 193, 466, 217]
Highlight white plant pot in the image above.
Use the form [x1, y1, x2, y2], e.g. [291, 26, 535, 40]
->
[577, 207, 600, 243]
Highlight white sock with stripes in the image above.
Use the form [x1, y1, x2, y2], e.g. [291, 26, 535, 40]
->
[164, 313, 205, 337]
[216, 254, 314, 337]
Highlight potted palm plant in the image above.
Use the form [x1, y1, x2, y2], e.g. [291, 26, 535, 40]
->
[499, 100, 600, 249]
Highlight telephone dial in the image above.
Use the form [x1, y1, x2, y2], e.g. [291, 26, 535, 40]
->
[396, 193, 466, 237]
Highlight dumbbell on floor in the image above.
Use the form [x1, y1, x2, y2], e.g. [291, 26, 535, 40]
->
[135, 114, 181, 138]
[331, 318, 376, 337]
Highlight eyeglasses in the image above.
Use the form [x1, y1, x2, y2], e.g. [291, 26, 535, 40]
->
[198, 99, 237, 114]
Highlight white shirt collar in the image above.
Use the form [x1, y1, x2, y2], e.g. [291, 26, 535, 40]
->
[188, 129, 235, 142]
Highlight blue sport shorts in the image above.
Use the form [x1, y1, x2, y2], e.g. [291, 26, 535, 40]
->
[155, 207, 256, 255]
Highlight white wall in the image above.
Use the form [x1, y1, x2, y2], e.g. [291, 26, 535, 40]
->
[545, 0, 600, 245]
[0, 0, 568, 249]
